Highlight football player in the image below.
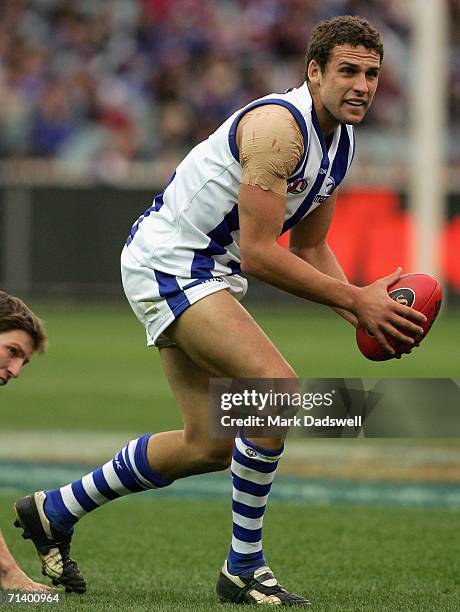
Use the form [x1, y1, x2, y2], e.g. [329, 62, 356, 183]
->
[0, 291, 50, 592]
[14, 16, 426, 605]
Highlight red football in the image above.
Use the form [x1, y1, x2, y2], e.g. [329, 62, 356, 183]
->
[356, 273, 443, 361]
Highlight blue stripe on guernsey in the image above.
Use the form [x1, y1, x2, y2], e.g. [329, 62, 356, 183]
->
[92, 467, 120, 500]
[126, 195, 162, 247]
[71, 481, 99, 512]
[284, 125, 350, 236]
[211, 204, 240, 243]
[233, 524, 263, 544]
[191, 204, 239, 278]
[311, 104, 327, 155]
[228, 99, 309, 175]
[191, 240, 226, 279]
[126, 171, 176, 246]
[153, 270, 191, 316]
[350, 127, 356, 164]
[280, 120, 353, 234]
[231, 473, 273, 497]
[281, 171, 324, 233]
[232, 500, 266, 520]
[329, 125, 351, 188]
[43, 435, 172, 535]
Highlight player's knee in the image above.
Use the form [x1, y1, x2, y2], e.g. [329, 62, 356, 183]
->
[257, 367, 300, 398]
[198, 441, 233, 472]
[183, 428, 233, 471]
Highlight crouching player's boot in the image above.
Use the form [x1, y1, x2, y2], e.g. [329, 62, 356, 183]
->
[216, 561, 310, 606]
[14, 491, 86, 594]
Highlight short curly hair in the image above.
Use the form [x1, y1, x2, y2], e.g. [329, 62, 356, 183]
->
[0, 291, 47, 353]
[306, 15, 383, 81]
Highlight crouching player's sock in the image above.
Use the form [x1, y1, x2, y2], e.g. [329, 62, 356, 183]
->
[227, 435, 283, 575]
[43, 434, 171, 534]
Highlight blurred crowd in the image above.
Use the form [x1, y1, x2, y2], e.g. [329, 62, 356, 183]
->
[0, 0, 459, 173]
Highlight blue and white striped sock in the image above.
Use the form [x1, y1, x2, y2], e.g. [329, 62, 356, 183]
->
[227, 435, 283, 576]
[43, 434, 171, 534]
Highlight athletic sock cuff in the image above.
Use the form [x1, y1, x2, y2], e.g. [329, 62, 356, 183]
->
[135, 434, 173, 488]
[237, 435, 284, 462]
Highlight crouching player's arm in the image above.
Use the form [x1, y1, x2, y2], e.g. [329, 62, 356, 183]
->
[238, 183, 426, 355]
[0, 530, 51, 592]
[288, 189, 357, 327]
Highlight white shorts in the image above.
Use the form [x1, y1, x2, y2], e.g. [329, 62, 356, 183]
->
[121, 246, 248, 348]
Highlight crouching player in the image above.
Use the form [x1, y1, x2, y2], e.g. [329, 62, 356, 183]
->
[14, 16, 426, 605]
[0, 291, 51, 593]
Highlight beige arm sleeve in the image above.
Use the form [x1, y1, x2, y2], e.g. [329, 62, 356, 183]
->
[236, 104, 304, 197]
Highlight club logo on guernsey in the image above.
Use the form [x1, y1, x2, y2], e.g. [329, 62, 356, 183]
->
[313, 175, 336, 204]
[325, 176, 336, 196]
[287, 178, 308, 194]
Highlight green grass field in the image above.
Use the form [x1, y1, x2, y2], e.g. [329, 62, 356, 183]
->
[2, 301, 459, 433]
[1, 302, 459, 610]
[1, 493, 459, 611]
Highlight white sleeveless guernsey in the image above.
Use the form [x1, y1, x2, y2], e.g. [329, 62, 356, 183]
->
[126, 82, 355, 282]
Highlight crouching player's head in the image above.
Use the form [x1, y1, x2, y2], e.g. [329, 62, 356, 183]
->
[0, 291, 47, 386]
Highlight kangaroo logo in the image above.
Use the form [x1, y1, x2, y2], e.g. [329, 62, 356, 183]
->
[325, 176, 336, 196]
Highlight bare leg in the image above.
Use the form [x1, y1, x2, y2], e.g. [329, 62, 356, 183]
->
[147, 289, 297, 479]
[146, 346, 234, 480]
[152, 290, 308, 602]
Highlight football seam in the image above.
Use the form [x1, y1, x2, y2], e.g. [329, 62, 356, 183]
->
[417, 281, 438, 312]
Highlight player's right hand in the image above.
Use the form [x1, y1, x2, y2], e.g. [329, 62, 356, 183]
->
[352, 267, 427, 355]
